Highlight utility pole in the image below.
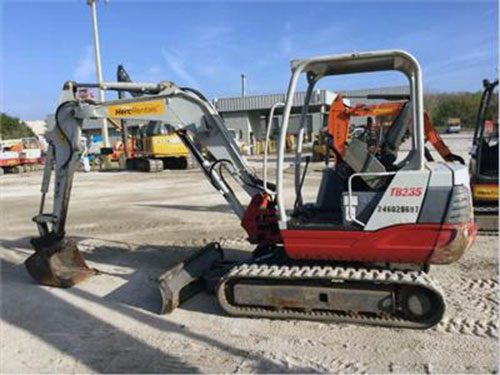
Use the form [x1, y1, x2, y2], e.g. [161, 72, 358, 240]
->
[87, 0, 111, 167]
[241, 73, 246, 97]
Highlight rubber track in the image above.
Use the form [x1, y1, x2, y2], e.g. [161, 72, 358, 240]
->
[217, 263, 445, 329]
[475, 206, 499, 236]
[474, 206, 499, 214]
[477, 229, 499, 237]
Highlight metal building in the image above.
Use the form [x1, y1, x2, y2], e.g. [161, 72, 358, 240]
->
[214, 86, 409, 150]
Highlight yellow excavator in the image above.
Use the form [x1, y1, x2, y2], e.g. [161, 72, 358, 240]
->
[128, 121, 192, 171]
[469, 79, 498, 233]
[111, 65, 192, 172]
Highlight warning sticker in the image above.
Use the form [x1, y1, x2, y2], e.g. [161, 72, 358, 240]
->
[108, 99, 165, 118]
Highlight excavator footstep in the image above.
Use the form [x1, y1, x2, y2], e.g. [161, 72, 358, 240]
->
[158, 242, 223, 314]
[25, 237, 96, 288]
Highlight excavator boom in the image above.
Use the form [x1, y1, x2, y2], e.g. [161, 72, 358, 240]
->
[27, 79, 271, 299]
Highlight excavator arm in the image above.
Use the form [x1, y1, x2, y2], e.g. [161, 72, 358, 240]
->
[327, 94, 464, 164]
[327, 94, 405, 158]
[27, 79, 273, 300]
[423, 112, 465, 164]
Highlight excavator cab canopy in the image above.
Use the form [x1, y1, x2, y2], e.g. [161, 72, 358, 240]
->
[275, 50, 425, 224]
[291, 50, 421, 78]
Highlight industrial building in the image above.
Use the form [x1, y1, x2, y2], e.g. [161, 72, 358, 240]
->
[214, 86, 409, 148]
[24, 120, 47, 137]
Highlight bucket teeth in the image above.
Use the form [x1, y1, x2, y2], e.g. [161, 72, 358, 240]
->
[25, 236, 96, 288]
[158, 242, 223, 314]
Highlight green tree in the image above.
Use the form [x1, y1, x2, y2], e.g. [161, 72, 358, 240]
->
[0, 113, 36, 139]
[424, 90, 498, 129]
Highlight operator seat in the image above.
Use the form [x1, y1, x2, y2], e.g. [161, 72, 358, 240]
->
[342, 102, 413, 189]
[343, 138, 387, 189]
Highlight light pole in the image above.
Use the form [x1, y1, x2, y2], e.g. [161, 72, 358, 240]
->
[240, 73, 246, 97]
[87, 0, 111, 158]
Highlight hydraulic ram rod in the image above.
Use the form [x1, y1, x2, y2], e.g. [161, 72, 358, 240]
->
[76, 81, 165, 93]
[343, 94, 410, 100]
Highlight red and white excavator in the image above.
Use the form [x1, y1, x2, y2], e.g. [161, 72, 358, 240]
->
[25, 50, 476, 329]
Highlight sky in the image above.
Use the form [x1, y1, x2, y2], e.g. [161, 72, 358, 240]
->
[1, 0, 498, 120]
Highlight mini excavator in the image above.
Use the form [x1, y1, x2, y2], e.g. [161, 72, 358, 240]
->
[26, 50, 476, 329]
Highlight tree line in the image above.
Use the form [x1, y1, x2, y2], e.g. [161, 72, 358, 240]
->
[425, 90, 498, 128]
[0, 113, 35, 140]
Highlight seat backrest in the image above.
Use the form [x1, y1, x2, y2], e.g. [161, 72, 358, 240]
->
[344, 138, 386, 189]
[382, 102, 412, 158]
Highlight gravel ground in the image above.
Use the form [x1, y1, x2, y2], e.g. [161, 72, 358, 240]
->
[1, 132, 498, 373]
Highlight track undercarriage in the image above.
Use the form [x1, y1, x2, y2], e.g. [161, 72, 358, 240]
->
[474, 204, 499, 235]
[157, 242, 445, 329]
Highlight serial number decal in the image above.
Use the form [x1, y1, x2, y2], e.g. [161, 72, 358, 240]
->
[390, 187, 423, 197]
[377, 205, 420, 213]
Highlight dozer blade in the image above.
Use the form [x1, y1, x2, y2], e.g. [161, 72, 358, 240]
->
[158, 242, 223, 314]
[25, 236, 96, 288]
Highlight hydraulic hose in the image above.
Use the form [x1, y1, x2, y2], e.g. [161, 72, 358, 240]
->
[54, 101, 76, 169]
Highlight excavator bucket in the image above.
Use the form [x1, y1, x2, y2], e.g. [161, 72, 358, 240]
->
[158, 242, 223, 314]
[25, 236, 96, 288]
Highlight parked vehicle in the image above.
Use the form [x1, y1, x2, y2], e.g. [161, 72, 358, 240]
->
[445, 118, 461, 134]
